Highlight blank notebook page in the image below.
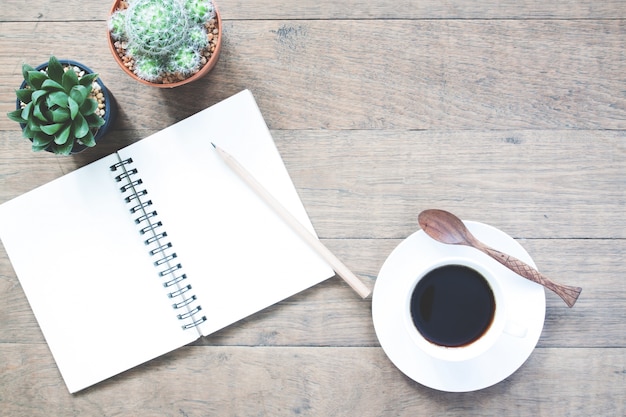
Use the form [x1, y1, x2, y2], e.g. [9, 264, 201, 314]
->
[0, 90, 334, 393]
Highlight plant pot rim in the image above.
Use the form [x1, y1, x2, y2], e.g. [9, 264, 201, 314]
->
[16, 59, 116, 155]
[107, 0, 223, 88]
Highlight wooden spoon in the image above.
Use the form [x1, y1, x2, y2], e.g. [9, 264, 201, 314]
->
[417, 209, 582, 307]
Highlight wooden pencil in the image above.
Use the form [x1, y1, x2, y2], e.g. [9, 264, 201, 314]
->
[212, 142, 372, 298]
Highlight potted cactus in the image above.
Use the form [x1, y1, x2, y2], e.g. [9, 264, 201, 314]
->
[107, 0, 222, 88]
[7, 56, 116, 155]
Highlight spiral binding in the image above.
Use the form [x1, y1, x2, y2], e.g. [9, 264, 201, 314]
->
[111, 157, 207, 331]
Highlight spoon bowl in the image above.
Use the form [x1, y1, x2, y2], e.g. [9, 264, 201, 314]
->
[418, 209, 582, 307]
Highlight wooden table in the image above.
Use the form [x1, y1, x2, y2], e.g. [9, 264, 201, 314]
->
[1, 1, 625, 415]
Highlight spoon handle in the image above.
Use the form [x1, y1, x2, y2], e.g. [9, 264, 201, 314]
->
[480, 246, 582, 307]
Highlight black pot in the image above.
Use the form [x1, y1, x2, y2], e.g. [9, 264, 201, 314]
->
[16, 59, 117, 155]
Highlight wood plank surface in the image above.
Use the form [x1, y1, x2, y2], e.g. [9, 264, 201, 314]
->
[1, 345, 624, 416]
[1, 0, 624, 415]
[1, 20, 625, 131]
[2, 0, 626, 20]
[2, 237, 624, 348]
[1, 130, 624, 238]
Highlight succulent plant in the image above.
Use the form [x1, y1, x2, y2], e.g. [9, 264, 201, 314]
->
[7, 56, 105, 155]
[109, 0, 216, 82]
[185, 0, 215, 23]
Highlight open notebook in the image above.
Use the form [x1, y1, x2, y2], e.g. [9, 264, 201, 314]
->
[0, 90, 334, 393]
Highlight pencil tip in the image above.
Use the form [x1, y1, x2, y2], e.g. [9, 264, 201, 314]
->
[211, 142, 216, 148]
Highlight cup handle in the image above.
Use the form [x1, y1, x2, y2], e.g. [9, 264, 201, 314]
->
[504, 321, 527, 338]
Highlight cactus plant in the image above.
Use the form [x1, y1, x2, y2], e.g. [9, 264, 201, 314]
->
[7, 56, 109, 155]
[108, 0, 219, 85]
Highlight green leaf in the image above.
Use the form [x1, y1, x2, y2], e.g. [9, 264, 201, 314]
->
[80, 130, 96, 147]
[54, 124, 71, 145]
[26, 70, 48, 89]
[31, 89, 48, 104]
[80, 97, 98, 115]
[42, 79, 65, 92]
[40, 123, 65, 135]
[51, 107, 70, 123]
[32, 132, 54, 147]
[32, 142, 50, 152]
[62, 66, 79, 91]
[72, 113, 89, 138]
[33, 102, 49, 122]
[78, 72, 98, 87]
[25, 119, 42, 135]
[21, 102, 33, 120]
[22, 125, 33, 139]
[7, 109, 26, 124]
[46, 56, 64, 84]
[70, 85, 89, 107]
[47, 91, 69, 108]
[54, 139, 74, 155]
[86, 112, 105, 128]
[68, 96, 79, 119]
[15, 88, 33, 103]
[22, 64, 35, 80]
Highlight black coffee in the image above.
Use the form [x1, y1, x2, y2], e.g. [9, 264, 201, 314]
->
[410, 265, 495, 347]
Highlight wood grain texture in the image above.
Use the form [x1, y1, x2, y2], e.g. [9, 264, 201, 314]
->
[0, 345, 624, 416]
[2, 0, 626, 20]
[2, 238, 624, 348]
[1, 0, 625, 414]
[1, 20, 625, 131]
[278, 130, 626, 239]
[2, 130, 625, 238]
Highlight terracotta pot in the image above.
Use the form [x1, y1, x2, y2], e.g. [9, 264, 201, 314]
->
[107, 0, 223, 88]
[16, 59, 117, 155]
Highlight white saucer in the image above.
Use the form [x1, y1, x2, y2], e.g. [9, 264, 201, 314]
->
[372, 221, 545, 392]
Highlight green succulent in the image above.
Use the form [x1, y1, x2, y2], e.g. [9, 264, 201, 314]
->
[185, 0, 215, 23]
[134, 56, 163, 82]
[187, 25, 209, 50]
[108, 10, 127, 41]
[125, 0, 189, 57]
[7, 56, 105, 155]
[109, 0, 216, 82]
[169, 48, 201, 76]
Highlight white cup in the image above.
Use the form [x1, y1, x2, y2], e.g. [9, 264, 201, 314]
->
[404, 256, 527, 362]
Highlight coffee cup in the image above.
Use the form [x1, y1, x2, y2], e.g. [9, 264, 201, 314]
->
[404, 256, 527, 362]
